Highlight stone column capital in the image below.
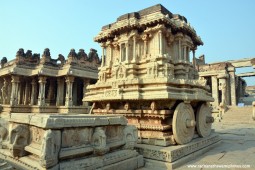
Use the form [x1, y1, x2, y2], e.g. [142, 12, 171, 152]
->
[38, 76, 47, 83]
[11, 75, 20, 83]
[65, 76, 74, 83]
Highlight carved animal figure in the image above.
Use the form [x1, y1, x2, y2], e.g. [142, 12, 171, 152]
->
[9, 124, 29, 157]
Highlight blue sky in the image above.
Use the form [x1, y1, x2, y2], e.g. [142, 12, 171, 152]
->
[0, 0, 254, 85]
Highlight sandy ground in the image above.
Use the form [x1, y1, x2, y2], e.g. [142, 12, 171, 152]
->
[177, 122, 255, 170]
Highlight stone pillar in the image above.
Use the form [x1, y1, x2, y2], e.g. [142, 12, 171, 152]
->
[101, 44, 105, 67]
[10, 76, 20, 106]
[219, 78, 227, 106]
[211, 76, 219, 108]
[65, 76, 74, 107]
[38, 76, 47, 106]
[107, 43, 113, 66]
[158, 30, 163, 55]
[132, 36, 136, 62]
[47, 79, 55, 104]
[178, 39, 181, 60]
[192, 50, 196, 67]
[83, 79, 90, 106]
[24, 81, 30, 105]
[187, 47, 190, 62]
[30, 79, 37, 105]
[56, 78, 64, 106]
[183, 46, 186, 61]
[125, 42, 129, 63]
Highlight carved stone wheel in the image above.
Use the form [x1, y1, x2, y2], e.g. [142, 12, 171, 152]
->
[172, 102, 196, 145]
[196, 103, 214, 137]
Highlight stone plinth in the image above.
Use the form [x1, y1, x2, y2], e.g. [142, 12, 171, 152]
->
[0, 114, 144, 170]
[135, 133, 220, 169]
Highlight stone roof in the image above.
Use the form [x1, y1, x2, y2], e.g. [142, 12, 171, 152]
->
[95, 4, 203, 46]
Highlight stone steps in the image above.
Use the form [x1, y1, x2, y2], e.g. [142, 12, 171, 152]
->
[222, 106, 254, 124]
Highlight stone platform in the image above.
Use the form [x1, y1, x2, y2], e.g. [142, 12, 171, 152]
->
[0, 114, 144, 170]
[136, 133, 220, 170]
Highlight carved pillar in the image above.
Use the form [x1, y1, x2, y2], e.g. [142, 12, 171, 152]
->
[38, 76, 47, 106]
[178, 39, 181, 60]
[65, 76, 74, 107]
[187, 47, 190, 62]
[158, 30, 163, 55]
[47, 79, 55, 105]
[219, 78, 227, 106]
[125, 42, 129, 63]
[30, 79, 37, 105]
[183, 46, 186, 61]
[10, 76, 20, 106]
[83, 79, 90, 106]
[56, 78, 64, 106]
[142, 35, 148, 58]
[24, 81, 30, 105]
[192, 49, 196, 67]
[132, 36, 136, 62]
[211, 76, 219, 108]
[107, 42, 113, 66]
[101, 44, 105, 67]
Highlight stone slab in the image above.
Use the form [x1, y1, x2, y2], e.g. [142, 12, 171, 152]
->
[135, 133, 220, 163]
[6, 113, 128, 128]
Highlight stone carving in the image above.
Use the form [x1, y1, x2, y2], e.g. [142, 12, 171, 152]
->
[15, 48, 40, 65]
[77, 49, 88, 60]
[40, 48, 65, 66]
[9, 124, 29, 157]
[84, 4, 214, 147]
[123, 125, 138, 149]
[92, 127, 109, 155]
[88, 48, 100, 64]
[39, 130, 61, 168]
[1, 80, 8, 104]
[0, 57, 7, 68]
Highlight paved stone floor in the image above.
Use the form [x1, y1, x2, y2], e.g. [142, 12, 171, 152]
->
[177, 122, 255, 170]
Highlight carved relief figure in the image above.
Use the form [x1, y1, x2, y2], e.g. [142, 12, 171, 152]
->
[1, 80, 8, 104]
[92, 127, 109, 155]
[123, 126, 138, 149]
[40, 130, 61, 168]
[9, 124, 29, 157]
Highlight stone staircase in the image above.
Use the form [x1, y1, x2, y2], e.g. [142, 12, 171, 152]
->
[222, 106, 254, 124]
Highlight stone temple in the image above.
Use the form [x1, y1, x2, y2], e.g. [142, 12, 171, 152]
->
[84, 4, 215, 145]
[0, 3, 254, 170]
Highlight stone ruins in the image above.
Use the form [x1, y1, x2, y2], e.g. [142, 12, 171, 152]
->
[195, 56, 255, 119]
[0, 48, 143, 169]
[0, 3, 254, 170]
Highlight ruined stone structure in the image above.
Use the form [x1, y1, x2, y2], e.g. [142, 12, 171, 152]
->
[84, 4, 215, 147]
[0, 48, 144, 170]
[0, 48, 100, 114]
[0, 114, 143, 169]
[197, 57, 255, 118]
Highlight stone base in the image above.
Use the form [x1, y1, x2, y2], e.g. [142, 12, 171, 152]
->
[135, 133, 221, 170]
[0, 149, 144, 170]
